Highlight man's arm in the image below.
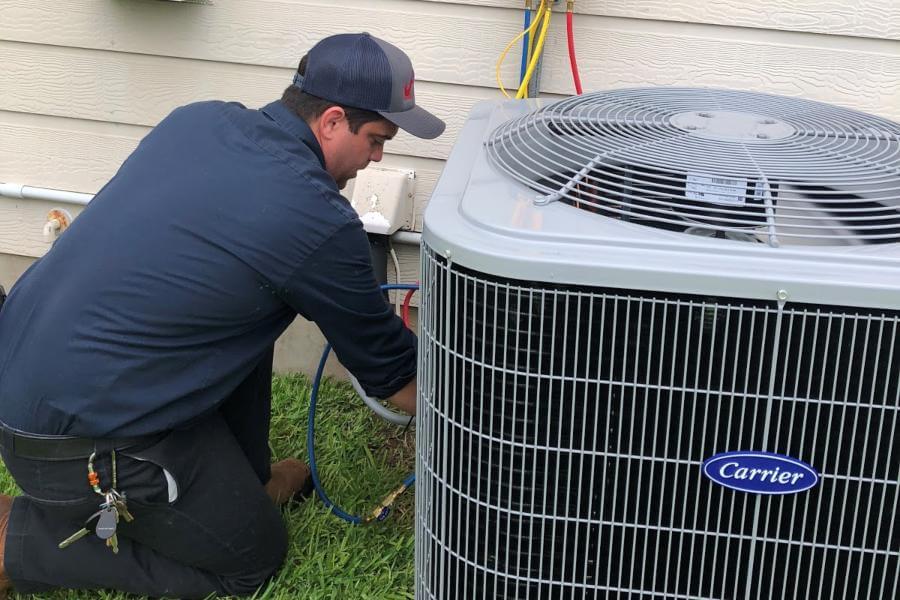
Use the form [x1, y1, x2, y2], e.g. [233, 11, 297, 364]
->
[386, 376, 416, 415]
[281, 221, 417, 402]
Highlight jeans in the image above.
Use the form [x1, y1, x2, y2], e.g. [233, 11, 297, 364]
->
[0, 348, 287, 598]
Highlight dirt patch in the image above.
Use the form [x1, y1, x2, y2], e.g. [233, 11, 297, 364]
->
[369, 414, 416, 470]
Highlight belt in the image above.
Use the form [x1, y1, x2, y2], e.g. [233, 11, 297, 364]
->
[0, 424, 165, 462]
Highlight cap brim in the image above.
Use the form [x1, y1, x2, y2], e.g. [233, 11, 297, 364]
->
[379, 105, 445, 140]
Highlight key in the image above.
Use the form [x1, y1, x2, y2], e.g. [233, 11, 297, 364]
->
[109, 490, 134, 523]
[114, 498, 134, 523]
[58, 527, 92, 549]
[106, 533, 119, 554]
[58, 510, 103, 549]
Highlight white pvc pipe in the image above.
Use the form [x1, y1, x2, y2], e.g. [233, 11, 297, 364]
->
[0, 182, 93, 205]
[0, 182, 424, 246]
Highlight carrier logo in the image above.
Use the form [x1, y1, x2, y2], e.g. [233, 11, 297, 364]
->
[703, 451, 819, 495]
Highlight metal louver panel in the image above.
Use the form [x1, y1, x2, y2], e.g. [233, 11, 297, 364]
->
[485, 88, 900, 247]
[416, 246, 900, 600]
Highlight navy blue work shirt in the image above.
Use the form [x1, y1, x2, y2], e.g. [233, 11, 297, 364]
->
[0, 100, 417, 437]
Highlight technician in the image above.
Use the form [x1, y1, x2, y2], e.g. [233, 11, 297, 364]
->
[0, 32, 443, 598]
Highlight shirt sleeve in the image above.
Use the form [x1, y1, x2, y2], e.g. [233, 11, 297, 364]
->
[279, 221, 417, 399]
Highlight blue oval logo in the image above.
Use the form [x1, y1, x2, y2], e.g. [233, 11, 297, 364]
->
[703, 451, 819, 495]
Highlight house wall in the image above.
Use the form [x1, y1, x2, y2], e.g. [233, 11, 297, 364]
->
[1, 0, 898, 374]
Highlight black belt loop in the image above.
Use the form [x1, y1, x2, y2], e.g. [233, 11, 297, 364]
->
[0, 425, 15, 455]
[0, 421, 164, 462]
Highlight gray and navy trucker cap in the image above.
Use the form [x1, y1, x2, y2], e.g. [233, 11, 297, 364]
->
[294, 33, 445, 140]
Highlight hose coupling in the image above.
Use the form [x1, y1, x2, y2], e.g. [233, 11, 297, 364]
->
[364, 482, 412, 524]
[566, 0, 574, 12]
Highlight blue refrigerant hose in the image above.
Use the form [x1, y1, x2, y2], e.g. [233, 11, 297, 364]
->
[307, 283, 418, 524]
[520, 7, 532, 83]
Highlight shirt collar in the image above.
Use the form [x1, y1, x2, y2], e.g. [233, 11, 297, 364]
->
[260, 100, 326, 169]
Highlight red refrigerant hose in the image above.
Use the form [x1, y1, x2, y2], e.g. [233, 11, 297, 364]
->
[401, 287, 416, 327]
[566, 3, 583, 95]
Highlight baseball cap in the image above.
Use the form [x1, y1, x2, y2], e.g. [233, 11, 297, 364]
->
[293, 33, 445, 140]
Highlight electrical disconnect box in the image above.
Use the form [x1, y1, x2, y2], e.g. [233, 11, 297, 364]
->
[350, 167, 416, 235]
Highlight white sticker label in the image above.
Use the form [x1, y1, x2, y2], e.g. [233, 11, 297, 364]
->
[685, 173, 747, 206]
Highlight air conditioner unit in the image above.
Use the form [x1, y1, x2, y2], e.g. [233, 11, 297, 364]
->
[415, 88, 900, 600]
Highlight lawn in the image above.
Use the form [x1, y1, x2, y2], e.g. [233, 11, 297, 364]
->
[0, 374, 418, 600]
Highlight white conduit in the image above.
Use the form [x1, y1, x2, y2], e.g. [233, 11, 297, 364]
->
[0, 182, 422, 245]
[0, 182, 92, 205]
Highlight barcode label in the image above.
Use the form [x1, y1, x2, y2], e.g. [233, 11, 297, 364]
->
[685, 172, 747, 206]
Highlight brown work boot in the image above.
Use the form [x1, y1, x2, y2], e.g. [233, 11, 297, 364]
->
[0, 494, 14, 599]
[264, 459, 313, 506]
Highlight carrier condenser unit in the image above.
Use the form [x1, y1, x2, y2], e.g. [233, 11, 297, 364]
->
[415, 88, 900, 600]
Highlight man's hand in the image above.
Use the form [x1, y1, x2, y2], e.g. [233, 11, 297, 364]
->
[386, 377, 416, 416]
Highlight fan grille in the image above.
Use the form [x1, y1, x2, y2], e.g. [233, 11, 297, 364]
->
[485, 88, 900, 247]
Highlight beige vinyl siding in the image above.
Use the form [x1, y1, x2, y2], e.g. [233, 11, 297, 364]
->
[1, 0, 898, 368]
[2, 1, 898, 117]
[0, 41, 497, 162]
[0, 252, 31, 294]
[423, 0, 900, 40]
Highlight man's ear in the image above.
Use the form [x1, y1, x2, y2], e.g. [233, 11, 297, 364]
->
[315, 106, 346, 141]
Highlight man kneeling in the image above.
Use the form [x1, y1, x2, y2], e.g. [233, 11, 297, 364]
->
[0, 32, 442, 598]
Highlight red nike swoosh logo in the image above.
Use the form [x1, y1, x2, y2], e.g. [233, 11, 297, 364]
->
[403, 78, 414, 100]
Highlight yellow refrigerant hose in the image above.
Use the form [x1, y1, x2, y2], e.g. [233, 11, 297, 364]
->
[516, 3, 552, 99]
[496, 0, 547, 99]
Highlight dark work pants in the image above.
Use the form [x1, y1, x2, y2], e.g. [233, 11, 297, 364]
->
[0, 348, 287, 598]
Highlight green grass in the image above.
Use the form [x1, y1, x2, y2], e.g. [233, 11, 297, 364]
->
[0, 374, 417, 599]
